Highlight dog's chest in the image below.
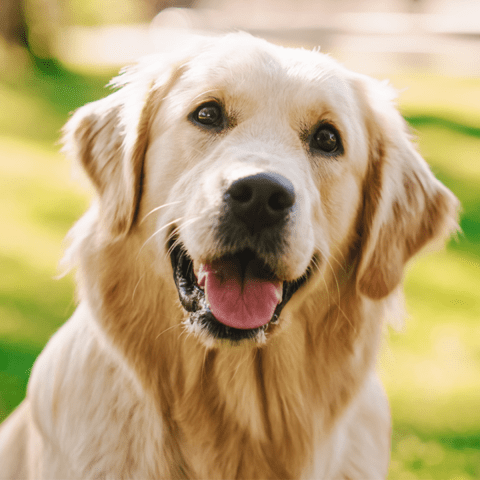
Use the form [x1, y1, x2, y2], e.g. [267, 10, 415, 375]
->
[167, 349, 317, 479]
[172, 409, 313, 480]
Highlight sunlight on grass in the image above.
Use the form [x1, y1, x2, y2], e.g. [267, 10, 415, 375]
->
[0, 134, 86, 419]
[380, 248, 480, 478]
[0, 136, 91, 254]
[381, 250, 480, 428]
[393, 73, 480, 127]
[415, 126, 480, 184]
[0, 135, 89, 278]
[0, 85, 63, 146]
[406, 250, 480, 320]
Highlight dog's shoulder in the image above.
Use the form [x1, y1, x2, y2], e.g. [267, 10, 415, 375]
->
[306, 373, 390, 480]
[28, 304, 110, 434]
[26, 304, 164, 478]
[341, 373, 391, 479]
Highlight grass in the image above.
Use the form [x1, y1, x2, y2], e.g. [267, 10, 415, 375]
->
[383, 250, 480, 479]
[0, 57, 107, 418]
[0, 57, 479, 478]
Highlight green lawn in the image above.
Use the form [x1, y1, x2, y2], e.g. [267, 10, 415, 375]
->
[0, 60, 479, 479]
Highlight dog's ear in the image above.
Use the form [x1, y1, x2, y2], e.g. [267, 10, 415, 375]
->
[62, 61, 184, 237]
[354, 76, 459, 299]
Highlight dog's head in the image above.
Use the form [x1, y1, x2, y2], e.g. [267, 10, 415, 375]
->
[63, 34, 458, 347]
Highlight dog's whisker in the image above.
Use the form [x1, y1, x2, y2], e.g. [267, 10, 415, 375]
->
[137, 217, 185, 259]
[178, 321, 190, 342]
[154, 322, 183, 341]
[328, 244, 347, 270]
[326, 252, 346, 272]
[131, 273, 146, 305]
[140, 201, 183, 224]
[165, 238, 183, 260]
[180, 324, 192, 347]
[320, 275, 332, 308]
[166, 216, 201, 241]
[322, 256, 340, 296]
[174, 216, 202, 236]
[164, 217, 202, 260]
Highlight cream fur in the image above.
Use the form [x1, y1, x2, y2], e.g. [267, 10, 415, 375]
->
[0, 33, 458, 479]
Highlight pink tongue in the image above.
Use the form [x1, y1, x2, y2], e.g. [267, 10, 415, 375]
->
[198, 258, 282, 330]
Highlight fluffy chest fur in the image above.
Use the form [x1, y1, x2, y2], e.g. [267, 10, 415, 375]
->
[72, 235, 382, 479]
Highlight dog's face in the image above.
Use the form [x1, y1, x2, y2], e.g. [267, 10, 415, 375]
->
[64, 34, 458, 347]
[144, 38, 372, 344]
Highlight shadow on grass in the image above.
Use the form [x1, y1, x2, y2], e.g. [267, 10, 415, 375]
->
[0, 55, 116, 145]
[0, 253, 75, 419]
[404, 115, 480, 258]
[24, 56, 115, 118]
[391, 427, 480, 479]
[0, 341, 38, 422]
[406, 115, 480, 139]
[432, 164, 480, 258]
[440, 432, 480, 451]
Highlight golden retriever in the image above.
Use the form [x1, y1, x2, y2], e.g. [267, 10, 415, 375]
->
[0, 33, 458, 479]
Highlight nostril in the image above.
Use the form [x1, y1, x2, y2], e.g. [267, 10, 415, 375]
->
[229, 182, 253, 204]
[268, 189, 294, 212]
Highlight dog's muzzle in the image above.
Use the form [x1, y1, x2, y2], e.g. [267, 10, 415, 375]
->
[169, 172, 312, 342]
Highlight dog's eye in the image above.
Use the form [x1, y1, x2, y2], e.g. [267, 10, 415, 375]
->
[311, 124, 342, 155]
[191, 102, 224, 129]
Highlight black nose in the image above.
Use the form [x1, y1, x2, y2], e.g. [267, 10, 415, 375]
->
[225, 172, 295, 233]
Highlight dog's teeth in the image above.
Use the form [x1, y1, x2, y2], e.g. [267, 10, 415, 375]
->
[197, 264, 206, 288]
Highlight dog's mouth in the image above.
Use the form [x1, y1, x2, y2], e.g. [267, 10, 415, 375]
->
[169, 238, 312, 342]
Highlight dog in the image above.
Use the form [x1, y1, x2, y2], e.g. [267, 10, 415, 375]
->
[0, 33, 458, 479]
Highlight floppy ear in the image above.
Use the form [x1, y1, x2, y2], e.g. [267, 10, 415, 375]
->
[62, 61, 184, 237]
[354, 77, 459, 299]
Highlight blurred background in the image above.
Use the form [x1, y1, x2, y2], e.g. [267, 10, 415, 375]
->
[0, 0, 479, 478]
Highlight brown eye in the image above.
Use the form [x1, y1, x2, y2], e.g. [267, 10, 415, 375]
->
[310, 124, 342, 155]
[191, 102, 224, 129]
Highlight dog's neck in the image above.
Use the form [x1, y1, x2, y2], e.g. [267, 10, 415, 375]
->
[80, 235, 382, 478]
